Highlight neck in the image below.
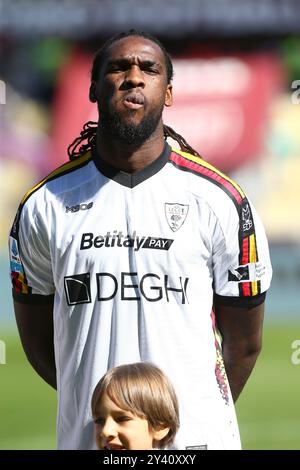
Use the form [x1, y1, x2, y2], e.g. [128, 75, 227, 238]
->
[96, 123, 165, 173]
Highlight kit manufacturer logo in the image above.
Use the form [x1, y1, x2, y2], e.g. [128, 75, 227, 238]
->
[241, 200, 254, 234]
[65, 202, 93, 213]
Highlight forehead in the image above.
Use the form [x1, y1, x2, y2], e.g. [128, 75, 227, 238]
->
[95, 391, 127, 413]
[104, 36, 166, 66]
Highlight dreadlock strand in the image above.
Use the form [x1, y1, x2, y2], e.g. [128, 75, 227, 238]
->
[163, 125, 200, 157]
[68, 121, 98, 160]
[68, 121, 200, 161]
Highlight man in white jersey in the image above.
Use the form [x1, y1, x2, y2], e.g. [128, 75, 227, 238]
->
[9, 29, 272, 450]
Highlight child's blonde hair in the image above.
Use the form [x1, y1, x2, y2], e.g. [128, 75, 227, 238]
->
[91, 362, 179, 449]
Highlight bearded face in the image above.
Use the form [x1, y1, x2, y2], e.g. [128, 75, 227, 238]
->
[90, 36, 173, 146]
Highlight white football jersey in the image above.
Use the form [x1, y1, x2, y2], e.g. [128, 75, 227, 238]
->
[9, 144, 272, 450]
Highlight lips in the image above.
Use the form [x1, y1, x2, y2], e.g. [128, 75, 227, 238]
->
[123, 92, 145, 110]
[104, 444, 126, 450]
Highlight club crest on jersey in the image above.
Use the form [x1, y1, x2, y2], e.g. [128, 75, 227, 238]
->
[165, 203, 189, 232]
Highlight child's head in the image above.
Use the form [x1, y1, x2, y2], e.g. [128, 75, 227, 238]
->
[91, 362, 179, 450]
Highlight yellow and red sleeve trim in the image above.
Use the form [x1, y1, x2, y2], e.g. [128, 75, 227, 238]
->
[169, 148, 260, 297]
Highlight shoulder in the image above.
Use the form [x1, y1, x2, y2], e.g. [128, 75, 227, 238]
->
[10, 152, 93, 237]
[168, 147, 246, 216]
[21, 151, 93, 208]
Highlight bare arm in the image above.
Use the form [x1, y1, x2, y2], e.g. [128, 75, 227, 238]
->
[14, 299, 57, 389]
[214, 302, 264, 403]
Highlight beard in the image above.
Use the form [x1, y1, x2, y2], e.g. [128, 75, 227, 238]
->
[100, 105, 163, 146]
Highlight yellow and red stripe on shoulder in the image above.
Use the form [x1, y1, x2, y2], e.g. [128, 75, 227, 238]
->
[169, 148, 260, 297]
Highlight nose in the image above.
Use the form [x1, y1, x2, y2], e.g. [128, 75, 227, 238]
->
[100, 417, 118, 439]
[124, 65, 145, 88]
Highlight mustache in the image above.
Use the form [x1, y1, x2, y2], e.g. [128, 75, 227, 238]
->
[122, 91, 145, 106]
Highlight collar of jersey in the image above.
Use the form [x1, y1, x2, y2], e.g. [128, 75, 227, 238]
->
[92, 142, 171, 188]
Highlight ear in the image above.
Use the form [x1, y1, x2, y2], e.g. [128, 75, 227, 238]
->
[89, 82, 97, 103]
[152, 425, 170, 444]
[164, 84, 173, 107]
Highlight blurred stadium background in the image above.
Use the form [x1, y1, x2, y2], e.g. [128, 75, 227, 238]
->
[0, 0, 299, 450]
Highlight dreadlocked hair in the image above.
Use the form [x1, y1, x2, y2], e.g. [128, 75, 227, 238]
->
[68, 122, 200, 160]
[163, 125, 200, 157]
[67, 121, 98, 160]
[68, 29, 200, 160]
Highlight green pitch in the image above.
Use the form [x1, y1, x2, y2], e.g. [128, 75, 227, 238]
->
[0, 324, 299, 449]
[236, 323, 300, 450]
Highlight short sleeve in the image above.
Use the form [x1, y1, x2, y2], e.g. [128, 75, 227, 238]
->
[9, 198, 55, 303]
[212, 195, 272, 305]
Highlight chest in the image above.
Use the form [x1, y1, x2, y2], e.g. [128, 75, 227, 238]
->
[51, 178, 212, 271]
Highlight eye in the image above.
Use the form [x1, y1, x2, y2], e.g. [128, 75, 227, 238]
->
[107, 66, 123, 74]
[116, 415, 132, 423]
[143, 66, 159, 75]
[94, 417, 105, 425]
[107, 62, 128, 73]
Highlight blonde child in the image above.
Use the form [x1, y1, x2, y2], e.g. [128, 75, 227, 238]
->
[91, 362, 179, 450]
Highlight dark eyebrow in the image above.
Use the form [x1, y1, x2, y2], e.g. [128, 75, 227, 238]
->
[106, 58, 161, 69]
[140, 60, 160, 68]
[106, 58, 130, 68]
